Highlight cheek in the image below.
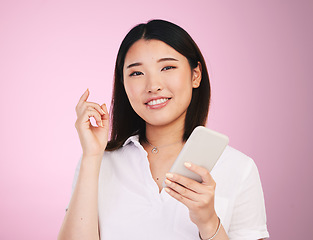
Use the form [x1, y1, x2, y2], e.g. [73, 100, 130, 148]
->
[124, 79, 134, 97]
[124, 81, 142, 108]
[174, 76, 194, 107]
[169, 73, 193, 95]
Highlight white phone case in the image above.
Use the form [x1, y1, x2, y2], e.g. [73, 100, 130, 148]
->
[163, 126, 229, 187]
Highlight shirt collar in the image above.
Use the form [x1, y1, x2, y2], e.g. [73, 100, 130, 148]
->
[122, 135, 140, 147]
[122, 135, 147, 157]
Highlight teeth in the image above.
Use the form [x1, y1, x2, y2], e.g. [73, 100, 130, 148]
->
[147, 98, 169, 106]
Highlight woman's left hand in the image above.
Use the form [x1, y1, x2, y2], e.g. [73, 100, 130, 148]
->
[164, 162, 219, 237]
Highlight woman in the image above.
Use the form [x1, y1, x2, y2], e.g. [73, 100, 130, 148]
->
[58, 19, 269, 240]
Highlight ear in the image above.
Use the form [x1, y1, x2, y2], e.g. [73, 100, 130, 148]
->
[192, 62, 202, 88]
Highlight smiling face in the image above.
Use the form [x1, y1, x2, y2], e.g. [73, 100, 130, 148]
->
[123, 39, 201, 128]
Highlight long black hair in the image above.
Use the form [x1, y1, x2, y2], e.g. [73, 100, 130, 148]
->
[106, 19, 211, 151]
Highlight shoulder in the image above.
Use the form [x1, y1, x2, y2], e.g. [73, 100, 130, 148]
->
[216, 145, 256, 171]
[100, 136, 145, 172]
[103, 138, 142, 161]
[101, 144, 132, 167]
[212, 145, 260, 187]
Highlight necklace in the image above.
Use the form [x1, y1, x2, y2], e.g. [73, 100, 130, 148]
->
[146, 139, 182, 154]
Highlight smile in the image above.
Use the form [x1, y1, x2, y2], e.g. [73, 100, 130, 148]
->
[146, 98, 170, 106]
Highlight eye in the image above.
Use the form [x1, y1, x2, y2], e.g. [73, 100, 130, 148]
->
[129, 71, 143, 77]
[161, 66, 176, 71]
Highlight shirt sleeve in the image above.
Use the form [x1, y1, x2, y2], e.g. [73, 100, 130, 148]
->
[65, 155, 82, 211]
[228, 159, 269, 240]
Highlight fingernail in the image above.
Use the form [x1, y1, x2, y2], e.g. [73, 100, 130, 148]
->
[166, 173, 173, 179]
[165, 179, 171, 185]
[184, 162, 192, 168]
[164, 188, 170, 193]
[101, 109, 105, 115]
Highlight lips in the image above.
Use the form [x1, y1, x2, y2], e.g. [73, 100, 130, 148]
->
[144, 97, 172, 109]
[146, 98, 169, 106]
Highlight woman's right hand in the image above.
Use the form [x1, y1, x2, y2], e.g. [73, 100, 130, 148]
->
[75, 89, 109, 158]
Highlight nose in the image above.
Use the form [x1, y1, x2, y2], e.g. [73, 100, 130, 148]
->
[146, 74, 163, 93]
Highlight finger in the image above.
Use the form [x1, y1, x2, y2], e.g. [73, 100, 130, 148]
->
[184, 162, 215, 186]
[164, 178, 199, 201]
[164, 187, 194, 207]
[165, 172, 205, 194]
[85, 102, 106, 116]
[77, 108, 103, 127]
[101, 103, 109, 115]
[86, 106, 104, 126]
[100, 104, 109, 121]
[78, 88, 90, 104]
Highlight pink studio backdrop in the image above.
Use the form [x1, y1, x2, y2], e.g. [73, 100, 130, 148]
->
[0, 1, 312, 239]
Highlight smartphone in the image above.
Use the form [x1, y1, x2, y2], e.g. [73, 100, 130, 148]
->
[163, 126, 229, 187]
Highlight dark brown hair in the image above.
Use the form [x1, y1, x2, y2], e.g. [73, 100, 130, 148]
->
[106, 19, 211, 151]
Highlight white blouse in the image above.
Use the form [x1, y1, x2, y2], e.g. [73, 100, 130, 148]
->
[69, 135, 269, 240]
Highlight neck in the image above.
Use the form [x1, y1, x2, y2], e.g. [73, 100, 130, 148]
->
[144, 121, 185, 147]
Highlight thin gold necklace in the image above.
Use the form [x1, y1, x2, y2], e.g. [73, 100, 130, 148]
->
[146, 139, 182, 154]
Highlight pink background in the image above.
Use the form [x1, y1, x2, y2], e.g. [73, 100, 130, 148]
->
[1, 0, 312, 239]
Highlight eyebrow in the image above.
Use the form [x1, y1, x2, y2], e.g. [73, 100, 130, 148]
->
[126, 62, 142, 69]
[157, 57, 179, 63]
[126, 57, 179, 69]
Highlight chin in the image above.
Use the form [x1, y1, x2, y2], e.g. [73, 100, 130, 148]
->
[145, 119, 172, 127]
[144, 114, 186, 128]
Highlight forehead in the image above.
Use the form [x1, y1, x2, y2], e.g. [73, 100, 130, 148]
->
[124, 39, 185, 65]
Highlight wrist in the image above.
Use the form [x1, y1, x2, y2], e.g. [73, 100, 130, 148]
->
[198, 215, 220, 240]
[82, 152, 104, 161]
[81, 154, 103, 168]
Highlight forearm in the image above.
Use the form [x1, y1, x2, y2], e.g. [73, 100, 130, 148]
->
[58, 155, 102, 240]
